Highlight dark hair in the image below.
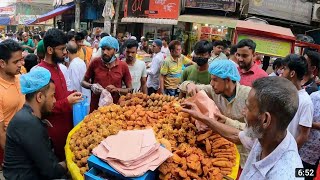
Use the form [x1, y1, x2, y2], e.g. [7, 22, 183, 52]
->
[40, 31, 45, 39]
[75, 32, 84, 41]
[43, 28, 67, 50]
[101, 32, 109, 39]
[213, 40, 226, 48]
[66, 42, 78, 54]
[81, 30, 88, 37]
[168, 40, 181, 52]
[237, 39, 256, 52]
[252, 77, 299, 131]
[25, 80, 54, 102]
[67, 31, 75, 42]
[282, 54, 308, 80]
[0, 39, 23, 62]
[230, 45, 237, 56]
[126, 39, 139, 49]
[194, 40, 212, 55]
[272, 58, 283, 70]
[24, 54, 38, 72]
[161, 37, 169, 43]
[33, 34, 41, 42]
[95, 35, 100, 39]
[305, 50, 320, 69]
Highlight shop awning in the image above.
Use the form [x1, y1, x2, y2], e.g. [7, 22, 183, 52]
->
[0, 17, 10, 25]
[26, 3, 75, 25]
[178, 15, 237, 28]
[236, 20, 295, 41]
[121, 17, 178, 25]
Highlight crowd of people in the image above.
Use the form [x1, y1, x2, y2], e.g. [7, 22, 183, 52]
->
[0, 27, 319, 179]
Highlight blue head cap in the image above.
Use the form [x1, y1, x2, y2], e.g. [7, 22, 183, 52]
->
[99, 36, 119, 52]
[208, 59, 241, 82]
[20, 67, 51, 94]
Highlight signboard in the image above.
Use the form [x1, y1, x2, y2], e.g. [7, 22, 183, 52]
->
[19, 15, 37, 25]
[0, 6, 15, 16]
[237, 34, 292, 57]
[248, 0, 313, 24]
[185, 0, 236, 12]
[125, 0, 179, 19]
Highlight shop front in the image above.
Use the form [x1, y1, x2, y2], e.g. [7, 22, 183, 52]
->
[121, 0, 179, 40]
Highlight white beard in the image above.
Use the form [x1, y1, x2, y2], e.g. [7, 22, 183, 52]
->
[244, 124, 263, 139]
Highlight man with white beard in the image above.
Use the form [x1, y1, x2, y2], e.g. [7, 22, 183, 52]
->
[182, 77, 303, 179]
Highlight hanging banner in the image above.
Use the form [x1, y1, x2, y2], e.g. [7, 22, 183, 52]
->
[124, 0, 179, 19]
[248, 0, 312, 24]
[0, 6, 15, 16]
[185, 0, 236, 12]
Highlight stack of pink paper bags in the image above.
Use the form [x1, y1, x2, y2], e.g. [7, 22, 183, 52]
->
[92, 129, 172, 177]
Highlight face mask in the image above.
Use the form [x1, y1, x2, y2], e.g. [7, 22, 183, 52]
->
[193, 57, 209, 66]
[64, 57, 70, 63]
[102, 55, 116, 64]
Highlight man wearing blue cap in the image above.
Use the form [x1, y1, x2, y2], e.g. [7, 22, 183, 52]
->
[147, 39, 164, 95]
[179, 59, 251, 169]
[4, 67, 67, 179]
[82, 36, 132, 112]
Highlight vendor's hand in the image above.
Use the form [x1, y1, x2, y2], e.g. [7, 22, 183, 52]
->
[181, 102, 204, 121]
[91, 83, 103, 94]
[186, 83, 199, 96]
[59, 161, 67, 169]
[214, 112, 228, 123]
[106, 85, 117, 92]
[67, 92, 83, 105]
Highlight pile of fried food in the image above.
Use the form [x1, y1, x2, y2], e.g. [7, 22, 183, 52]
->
[68, 93, 237, 179]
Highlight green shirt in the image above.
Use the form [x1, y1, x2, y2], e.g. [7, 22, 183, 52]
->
[21, 39, 35, 53]
[181, 65, 211, 85]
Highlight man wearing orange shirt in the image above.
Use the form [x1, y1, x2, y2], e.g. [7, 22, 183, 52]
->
[0, 39, 25, 169]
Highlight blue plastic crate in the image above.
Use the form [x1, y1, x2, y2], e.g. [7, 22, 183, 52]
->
[87, 155, 156, 180]
[85, 168, 104, 180]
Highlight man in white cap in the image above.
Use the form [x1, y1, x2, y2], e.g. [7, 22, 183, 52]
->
[4, 67, 67, 179]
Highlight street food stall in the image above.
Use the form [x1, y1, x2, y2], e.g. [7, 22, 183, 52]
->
[233, 20, 296, 58]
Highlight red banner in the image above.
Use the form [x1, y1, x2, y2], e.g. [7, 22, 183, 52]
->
[125, 0, 179, 19]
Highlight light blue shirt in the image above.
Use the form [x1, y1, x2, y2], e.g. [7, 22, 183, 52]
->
[239, 131, 303, 180]
[147, 52, 164, 89]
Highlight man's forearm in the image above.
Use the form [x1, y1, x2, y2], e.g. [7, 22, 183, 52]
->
[0, 133, 6, 149]
[160, 75, 165, 92]
[312, 122, 320, 130]
[296, 134, 309, 149]
[81, 80, 92, 89]
[200, 115, 241, 144]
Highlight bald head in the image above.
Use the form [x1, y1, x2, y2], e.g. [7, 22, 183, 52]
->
[67, 41, 78, 54]
[22, 32, 29, 42]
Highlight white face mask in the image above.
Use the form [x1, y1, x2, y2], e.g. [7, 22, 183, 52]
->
[64, 57, 70, 63]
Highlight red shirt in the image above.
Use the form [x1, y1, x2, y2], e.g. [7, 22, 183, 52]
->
[238, 63, 268, 87]
[84, 58, 132, 112]
[38, 61, 73, 161]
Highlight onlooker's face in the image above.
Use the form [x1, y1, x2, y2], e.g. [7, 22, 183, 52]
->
[162, 40, 167, 46]
[41, 83, 56, 115]
[280, 65, 292, 80]
[0, 50, 23, 75]
[51, 45, 67, 64]
[243, 89, 263, 138]
[142, 41, 148, 47]
[76, 39, 84, 48]
[304, 54, 316, 75]
[224, 47, 230, 57]
[171, 45, 182, 58]
[210, 75, 227, 94]
[125, 47, 137, 61]
[101, 46, 116, 63]
[213, 45, 224, 56]
[22, 33, 29, 42]
[152, 43, 161, 53]
[33, 39, 38, 45]
[236, 46, 254, 71]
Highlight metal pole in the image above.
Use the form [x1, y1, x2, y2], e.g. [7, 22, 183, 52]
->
[112, 0, 121, 36]
[75, 0, 81, 31]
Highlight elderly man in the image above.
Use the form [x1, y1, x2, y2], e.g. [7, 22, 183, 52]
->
[82, 36, 132, 112]
[4, 67, 67, 179]
[182, 77, 303, 179]
[179, 59, 251, 168]
[21, 32, 35, 53]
